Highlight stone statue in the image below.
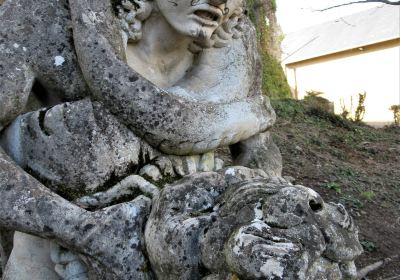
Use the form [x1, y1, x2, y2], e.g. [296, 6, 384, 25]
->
[146, 167, 363, 280]
[0, 0, 361, 279]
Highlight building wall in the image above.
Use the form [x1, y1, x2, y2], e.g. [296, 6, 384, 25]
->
[285, 44, 400, 125]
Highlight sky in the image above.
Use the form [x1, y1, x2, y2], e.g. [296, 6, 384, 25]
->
[276, 0, 385, 34]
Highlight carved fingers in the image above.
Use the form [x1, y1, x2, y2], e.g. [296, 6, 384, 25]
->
[167, 152, 224, 176]
[76, 175, 159, 209]
[76, 196, 152, 279]
[50, 242, 89, 280]
[75, 153, 224, 210]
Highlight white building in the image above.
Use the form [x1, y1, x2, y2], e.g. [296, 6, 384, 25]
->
[282, 5, 400, 126]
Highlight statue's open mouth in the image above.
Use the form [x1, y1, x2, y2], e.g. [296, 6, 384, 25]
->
[194, 10, 221, 22]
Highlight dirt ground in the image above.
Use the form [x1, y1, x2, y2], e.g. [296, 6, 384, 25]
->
[270, 99, 400, 280]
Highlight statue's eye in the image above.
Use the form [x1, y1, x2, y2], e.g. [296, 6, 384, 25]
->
[309, 200, 323, 212]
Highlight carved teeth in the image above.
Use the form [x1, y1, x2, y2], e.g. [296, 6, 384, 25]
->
[194, 10, 219, 22]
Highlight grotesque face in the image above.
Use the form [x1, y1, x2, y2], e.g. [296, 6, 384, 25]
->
[145, 168, 363, 280]
[154, 0, 244, 39]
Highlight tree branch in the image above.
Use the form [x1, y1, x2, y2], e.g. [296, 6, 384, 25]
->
[316, 0, 400, 12]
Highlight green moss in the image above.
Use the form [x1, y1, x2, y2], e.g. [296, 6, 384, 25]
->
[55, 185, 88, 201]
[271, 0, 277, 12]
[271, 98, 356, 130]
[261, 52, 292, 99]
[246, 1, 291, 99]
[141, 174, 179, 188]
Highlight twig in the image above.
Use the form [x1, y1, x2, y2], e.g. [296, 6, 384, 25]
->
[357, 255, 399, 279]
[382, 275, 400, 280]
[316, 0, 400, 12]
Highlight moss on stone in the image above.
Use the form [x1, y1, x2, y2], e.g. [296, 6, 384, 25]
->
[145, 174, 179, 188]
[261, 52, 292, 99]
[246, 0, 291, 99]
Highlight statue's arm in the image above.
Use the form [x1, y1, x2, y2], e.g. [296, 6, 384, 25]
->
[0, 148, 88, 239]
[0, 147, 152, 278]
[0, 30, 149, 278]
[0, 25, 81, 240]
[167, 18, 282, 176]
[69, 0, 274, 156]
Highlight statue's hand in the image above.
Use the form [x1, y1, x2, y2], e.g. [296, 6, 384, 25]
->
[75, 196, 152, 279]
[50, 243, 88, 280]
[76, 175, 159, 209]
[139, 153, 224, 181]
[75, 154, 224, 210]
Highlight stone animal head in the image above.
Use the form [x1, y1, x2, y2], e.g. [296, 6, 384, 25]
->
[207, 181, 363, 279]
[116, 0, 245, 50]
[145, 167, 363, 280]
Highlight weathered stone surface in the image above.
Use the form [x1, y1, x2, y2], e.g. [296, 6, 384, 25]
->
[69, 0, 275, 155]
[0, 229, 13, 274]
[0, 0, 362, 279]
[2, 232, 59, 280]
[146, 167, 363, 280]
[51, 243, 88, 280]
[0, 99, 159, 194]
[230, 131, 283, 177]
[198, 152, 216, 172]
[139, 165, 163, 182]
[76, 175, 159, 210]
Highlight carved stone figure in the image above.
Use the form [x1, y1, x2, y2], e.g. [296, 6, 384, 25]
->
[0, 0, 360, 279]
[146, 167, 363, 280]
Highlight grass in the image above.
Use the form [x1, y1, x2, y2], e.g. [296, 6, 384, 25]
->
[270, 98, 400, 277]
[271, 98, 399, 211]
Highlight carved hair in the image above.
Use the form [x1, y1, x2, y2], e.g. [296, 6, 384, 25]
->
[117, 0, 245, 52]
[117, 0, 152, 44]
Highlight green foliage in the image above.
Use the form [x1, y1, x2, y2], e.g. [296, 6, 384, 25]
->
[339, 195, 363, 209]
[271, 98, 306, 120]
[306, 107, 354, 130]
[354, 92, 367, 122]
[305, 90, 324, 97]
[262, 52, 292, 99]
[360, 240, 377, 252]
[340, 92, 367, 122]
[390, 104, 400, 125]
[326, 182, 342, 194]
[245, 0, 257, 23]
[304, 91, 334, 113]
[246, 0, 292, 99]
[270, 0, 277, 12]
[360, 191, 375, 201]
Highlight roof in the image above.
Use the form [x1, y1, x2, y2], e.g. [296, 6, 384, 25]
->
[281, 4, 400, 65]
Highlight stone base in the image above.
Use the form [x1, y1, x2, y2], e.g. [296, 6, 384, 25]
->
[2, 232, 59, 280]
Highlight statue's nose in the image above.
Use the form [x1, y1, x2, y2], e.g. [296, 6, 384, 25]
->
[209, 0, 227, 6]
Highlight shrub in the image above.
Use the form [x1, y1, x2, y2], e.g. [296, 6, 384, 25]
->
[390, 105, 400, 126]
